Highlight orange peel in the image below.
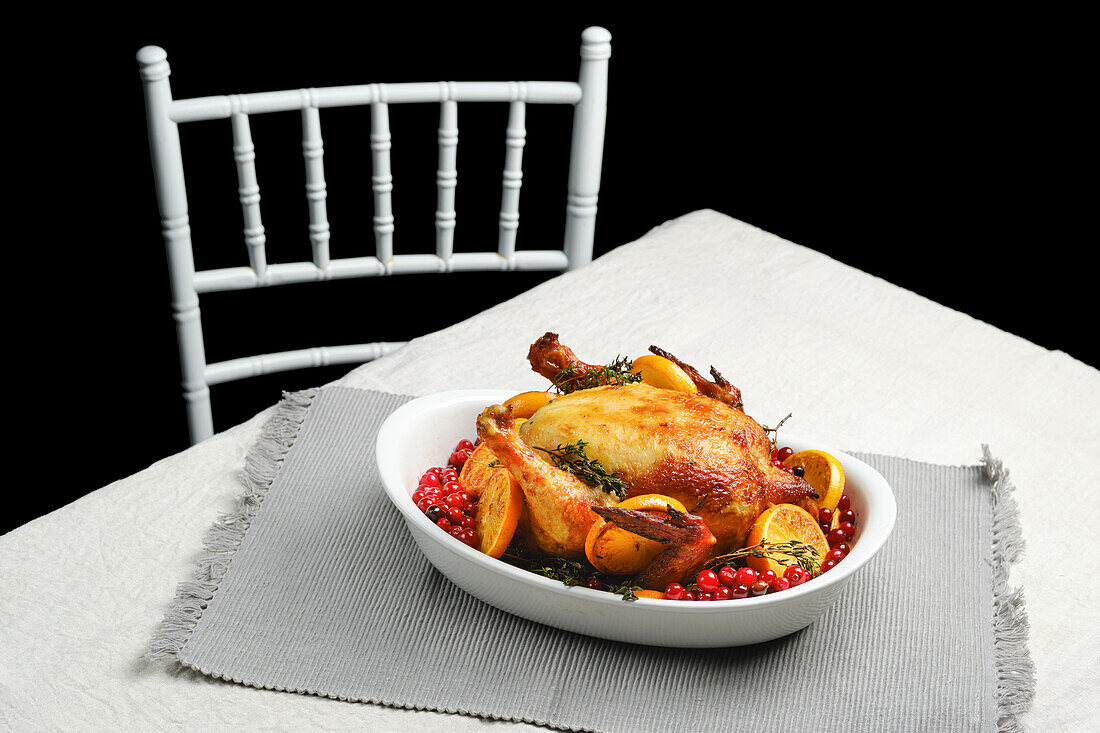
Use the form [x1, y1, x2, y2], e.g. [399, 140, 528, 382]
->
[630, 354, 698, 394]
[745, 503, 829, 576]
[782, 449, 845, 512]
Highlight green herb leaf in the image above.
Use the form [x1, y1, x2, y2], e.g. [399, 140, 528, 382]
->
[551, 356, 643, 394]
[608, 581, 643, 602]
[534, 440, 630, 500]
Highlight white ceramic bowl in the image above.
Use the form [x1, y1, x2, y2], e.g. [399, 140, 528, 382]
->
[376, 389, 897, 647]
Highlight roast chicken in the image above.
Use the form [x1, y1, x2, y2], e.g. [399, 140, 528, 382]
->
[476, 333, 818, 588]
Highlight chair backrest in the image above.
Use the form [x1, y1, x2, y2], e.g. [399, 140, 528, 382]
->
[137, 27, 611, 444]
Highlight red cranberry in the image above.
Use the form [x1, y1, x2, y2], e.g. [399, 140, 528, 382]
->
[783, 566, 810, 586]
[818, 507, 834, 525]
[826, 548, 845, 564]
[735, 567, 758, 586]
[730, 584, 750, 599]
[772, 459, 784, 468]
[585, 578, 603, 590]
[424, 504, 444, 522]
[446, 506, 464, 523]
[443, 493, 465, 509]
[460, 529, 478, 546]
[820, 559, 838, 573]
[839, 521, 856, 539]
[682, 590, 696, 602]
[664, 583, 684, 601]
[827, 528, 847, 545]
[750, 580, 769, 596]
[698, 591, 714, 601]
[839, 509, 856, 525]
[442, 480, 462, 493]
[834, 543, 852, 557]
[776, 446, 794, 462]
[459, 515, 474, 529]
[448, 526, 464, 539]
[449, 451, 469, 469]
[772, 577, 791, 592]
[436, 518, 451, 531]
[419, 472, 441, 487]
[714, 586, 732, 600]
[837, 494, 851, 511]
[412, 489, 426, 504]
[455, 439, 475, 452]
[696, 569, 720, 592]
[758, 569, 778, 587]
[718, 566, 738, 588]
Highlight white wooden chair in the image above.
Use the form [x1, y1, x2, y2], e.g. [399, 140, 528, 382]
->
[137, 27, 611, 444]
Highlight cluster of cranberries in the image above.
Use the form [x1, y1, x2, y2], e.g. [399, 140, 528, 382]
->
[663, 564, 811, 601]
[770, 446, 803, 475]
[818, 493, 856, 573]
[412, 439, 480, 548]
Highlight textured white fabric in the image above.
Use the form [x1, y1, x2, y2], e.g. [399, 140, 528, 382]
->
[2, 210, 1096, 731]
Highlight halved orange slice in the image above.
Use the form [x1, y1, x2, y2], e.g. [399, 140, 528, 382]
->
[630, 355, 698, 394]
[502, 391, 553, 419]
[782, 449, 846, 512]
[471, 460, 524, 559]
[745, 503, 829, 576]
[584, 493, 687, 575]
[459, 443, 498, 499]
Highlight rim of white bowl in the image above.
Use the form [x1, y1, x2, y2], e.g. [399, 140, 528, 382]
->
[376, 389, 897, 612]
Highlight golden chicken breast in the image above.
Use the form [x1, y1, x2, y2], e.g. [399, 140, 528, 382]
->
[516, 383, 814, 552]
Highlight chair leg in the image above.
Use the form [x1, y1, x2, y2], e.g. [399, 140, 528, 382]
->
[139, 46, 213, 445]
[563, 27, 611, 271]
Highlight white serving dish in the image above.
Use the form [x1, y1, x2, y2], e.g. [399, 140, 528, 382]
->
[376, 389, 897, 647]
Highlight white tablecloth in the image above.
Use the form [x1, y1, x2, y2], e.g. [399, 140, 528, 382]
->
[2, 210, 1096, 731]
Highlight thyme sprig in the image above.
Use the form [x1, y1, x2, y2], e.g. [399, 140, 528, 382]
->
[463, 456, 502, 470]
[551, 356, 642, 394]
[534, 440, 630, 500]
[707, 539, 822, 576]
[501, 549, 642, 601]
[607, 581, 643, 602]
[761, 412, 793, 451]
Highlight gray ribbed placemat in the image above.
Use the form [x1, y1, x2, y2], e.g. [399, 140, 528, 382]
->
[150, 386, 1033, 732]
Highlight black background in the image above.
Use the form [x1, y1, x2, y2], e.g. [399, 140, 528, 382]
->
[7, 11, 1089, 534]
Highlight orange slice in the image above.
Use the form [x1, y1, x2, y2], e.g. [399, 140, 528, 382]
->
[745, 503, 829, 576]
[635, 590, 665, 599]
[584, 493, 687, 575]
[503, 391, 553, 419]
[471, 459, 524, 559]
[630, 355, 698, 394]
[459, 443, 498, 499]
[782, 449, 846, 512]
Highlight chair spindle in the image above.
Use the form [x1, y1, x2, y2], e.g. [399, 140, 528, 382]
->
[497, 100, 526, 261]
[435, 93, 459, 263]
[301, 99, 330, 269]
[370, 92, 394, 264]
[230, 105, 267, 280]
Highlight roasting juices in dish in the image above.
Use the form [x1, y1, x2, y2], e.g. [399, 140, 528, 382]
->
[410, 332, 858, 602]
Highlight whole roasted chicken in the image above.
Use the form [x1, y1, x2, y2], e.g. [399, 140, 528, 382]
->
[476, 333, 817, 589]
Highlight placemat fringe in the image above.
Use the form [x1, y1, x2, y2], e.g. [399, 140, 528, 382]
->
[981, 444, 1036, 733]
[147, 389, 318, 661]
